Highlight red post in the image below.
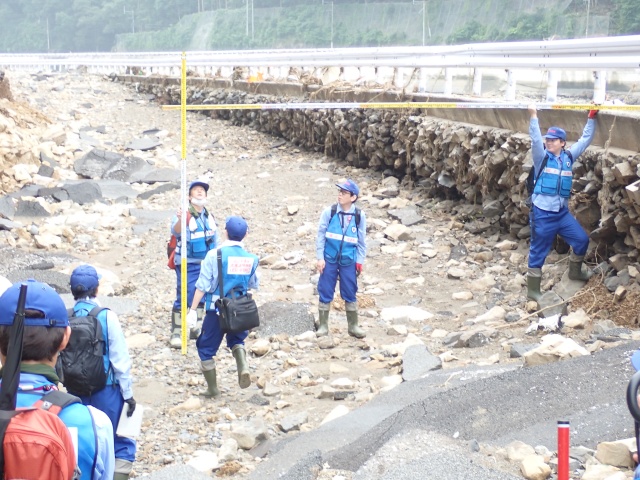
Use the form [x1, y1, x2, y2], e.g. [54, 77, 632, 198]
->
[558, 420, 570, 480]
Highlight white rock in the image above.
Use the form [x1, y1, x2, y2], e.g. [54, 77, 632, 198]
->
[451, 291, 473, 301]
[320, 405, 350, 425]
[380, 306, 434, 323]
[186, 450, 219, 472]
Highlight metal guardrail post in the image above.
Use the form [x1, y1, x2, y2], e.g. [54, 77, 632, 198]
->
[472, 68, 482, 96]
[593, 70, 607, 103]
[418, 67, 427, 93]
[443, 68, 453, 96]
[505, 69, 516, 101]
[545, 70, 558, 102]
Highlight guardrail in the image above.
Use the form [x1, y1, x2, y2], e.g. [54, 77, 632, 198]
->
[2, 35, 639, 102]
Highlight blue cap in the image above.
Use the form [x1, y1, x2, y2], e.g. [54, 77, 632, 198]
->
[544, 126, 566, 141]
[189, 180, 209, 194]
[226, 216, 248, 241]
[335, 179, 360, 196]
[70, 264, 101, 292]
[0, 280, 68, 327]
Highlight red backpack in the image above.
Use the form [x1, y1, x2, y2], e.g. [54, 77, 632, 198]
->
[0, 283, 80, 480]
[0, 391, 80, 480]
[167, 212, 191, 269]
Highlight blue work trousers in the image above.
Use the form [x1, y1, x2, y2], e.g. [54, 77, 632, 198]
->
[79, 385, 136, 463]
[173, 262, 203, 311]
[317, 260, 358, 304]
[196, 308, 247, 361]
[528, 205, 589, 268]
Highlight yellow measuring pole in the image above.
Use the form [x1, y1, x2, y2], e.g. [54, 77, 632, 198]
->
[162, 102, 640, 111]
[180, 53, 188, 355]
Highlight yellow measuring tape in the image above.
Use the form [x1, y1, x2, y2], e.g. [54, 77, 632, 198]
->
[180, 52, 188, 355]
[162, 102, 640, 111]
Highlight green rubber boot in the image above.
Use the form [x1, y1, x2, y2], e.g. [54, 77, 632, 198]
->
[200, 360, 221, 398]
[169, 309, 181, 349]
[113, 474, 129, 480]
[232, 344, 251, 389]
[345, 303, 366, 339]
[568, 254, 593, 281]
[527, 268, 542, 302]
[316, 304, 330, 337]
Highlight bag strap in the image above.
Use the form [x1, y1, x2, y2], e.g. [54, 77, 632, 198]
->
[87, 306, 114, 382]
[533, 154, 549, 191]
[34, 391, 81, 416]
[217, 249, 225, 299]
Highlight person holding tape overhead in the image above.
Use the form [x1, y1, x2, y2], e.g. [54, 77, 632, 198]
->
[188, 216, 259, 398]
[526, 104, 597, 302]
[316, 179, 367, 339]
[169, 180, 219, 348]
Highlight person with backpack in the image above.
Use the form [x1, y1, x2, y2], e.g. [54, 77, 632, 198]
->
[187, 216, 259, 398]
[66, 265, 136, 480]
[526, 104, 597, 302]
[0, 279, 115, 480]
[169, 179, 219, 348]
[315, 179, 367, 339]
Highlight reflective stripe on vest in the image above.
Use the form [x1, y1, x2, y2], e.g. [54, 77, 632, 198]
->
[324, 211, 358, 265]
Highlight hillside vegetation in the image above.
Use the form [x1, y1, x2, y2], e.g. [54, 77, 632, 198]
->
[0, 0, 637, 53]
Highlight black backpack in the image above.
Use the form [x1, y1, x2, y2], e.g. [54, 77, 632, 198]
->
[525, 150, 573, 204]
[57, 306, 110, 396]
[330, 204, 361, 228]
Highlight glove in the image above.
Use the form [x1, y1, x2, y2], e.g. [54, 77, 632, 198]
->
[124, 397, 136, 417]
[187, 309, 198, 329]
[588, 108, 598, 118]
[356, 263, 363, 276]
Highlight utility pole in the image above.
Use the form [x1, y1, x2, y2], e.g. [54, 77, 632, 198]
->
[585, 0, 591, 37]
[124, 6, 135, 34]
[413, 0, 426, 46]
[46, 17, 50, 53]
[322, 0, 334, 49]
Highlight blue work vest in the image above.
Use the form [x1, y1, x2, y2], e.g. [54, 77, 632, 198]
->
[533, 151, 573, 199]
[324, 210, 358, 266]
[177, 210, 216, 262]
[214, 246, 259, 298]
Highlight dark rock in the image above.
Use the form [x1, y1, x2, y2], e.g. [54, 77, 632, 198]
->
[387, 207, 424, 226]
[61, 181, 103, 205]
[510, 343, 536, 358]
[37, 163, 55, 178]
[402, 344, 442, 381]
[247, 395, 270, 406]
[254, 302, 314, 338]
[15, 200, 50, 217]
[74, 149, 124, 179]
[0, 196, 16, 220]
[138, 183, 180, 200]
[37, 187, 69, 202]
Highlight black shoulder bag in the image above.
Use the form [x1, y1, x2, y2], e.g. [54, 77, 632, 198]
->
[214, 249, 260, 334]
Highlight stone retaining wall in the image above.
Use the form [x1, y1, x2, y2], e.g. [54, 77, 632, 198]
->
[119, 75, 640, 261]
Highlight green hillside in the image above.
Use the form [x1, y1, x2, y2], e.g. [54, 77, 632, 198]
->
[0, 0, 636, 53]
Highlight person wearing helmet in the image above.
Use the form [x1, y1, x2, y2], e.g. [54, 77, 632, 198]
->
[315, 179, 367, 339]
[169, 180, 219, 348]
[526, 105, 597, 302]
